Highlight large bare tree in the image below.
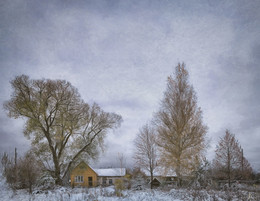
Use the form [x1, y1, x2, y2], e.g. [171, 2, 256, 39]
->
[134, 123, 157, 189]
[213, 130, 252, 186]
[4, 75, 122, 185]
[155, 63, 207, 186]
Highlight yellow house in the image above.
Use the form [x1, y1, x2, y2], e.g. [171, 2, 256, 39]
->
[70, 161, 126, 188]
[70, 161, 98, 187]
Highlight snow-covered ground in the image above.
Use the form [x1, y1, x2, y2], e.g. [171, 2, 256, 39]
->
[0, 183, 184, 201]
[1, 174, 259, 201]
[0, 184, 183, 201]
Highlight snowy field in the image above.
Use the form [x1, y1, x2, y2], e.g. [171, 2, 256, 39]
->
[1, 175, 259, 201]
[1, 186, 260, 201]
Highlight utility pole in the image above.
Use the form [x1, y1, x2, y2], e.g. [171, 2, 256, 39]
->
[241, 148, 244, 179]
[15, 147, 17, 166]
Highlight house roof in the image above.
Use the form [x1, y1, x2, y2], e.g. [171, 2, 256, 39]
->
[149, 178, 161, 184]
[72, 161, 126, 177]
[94, 168, 126, 177]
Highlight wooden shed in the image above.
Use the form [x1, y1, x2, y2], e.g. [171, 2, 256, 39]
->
[150, 178, 161, 187]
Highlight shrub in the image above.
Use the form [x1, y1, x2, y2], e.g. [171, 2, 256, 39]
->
[114, 179, 125, 197]
[1, 151, 43, 193]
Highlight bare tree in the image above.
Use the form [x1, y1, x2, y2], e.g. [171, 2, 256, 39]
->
[4, 75, 122, 185]
[130, 167, 147, 189]
[238, 147, 253, 180]
[155, 63, 207, 186]
[118, 153, 125, 176]
[1, 152, 16, 189]
[1, 150, 42, 193]
[134, 123, 157, 189]
[213, 130, 252, 186]
[17, 151, 42, 193]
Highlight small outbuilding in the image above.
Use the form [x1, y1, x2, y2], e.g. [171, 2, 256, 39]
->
[144, 167, 178, 187]
[150, 178, 161, 188]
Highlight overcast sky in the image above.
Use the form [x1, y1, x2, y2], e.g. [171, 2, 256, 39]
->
[0, 0, 259, 171]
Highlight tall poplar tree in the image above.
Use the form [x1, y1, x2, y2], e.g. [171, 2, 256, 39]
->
[156, 63, 207, 186]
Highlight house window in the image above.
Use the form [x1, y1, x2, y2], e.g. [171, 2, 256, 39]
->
[109, 179, 113, 185]
[75, 176, 84, 183]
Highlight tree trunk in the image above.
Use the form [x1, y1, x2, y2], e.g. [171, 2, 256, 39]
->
[29, 182, 32, 194]
[53, 155, 62, 185]
[54, 167, 62, 185]
[150, 170, 153, 189]
[176, 156, 182, 187]
[227, 147, 231, 187]
[44, 129, 63, 185]
[176, 171, 181, 187]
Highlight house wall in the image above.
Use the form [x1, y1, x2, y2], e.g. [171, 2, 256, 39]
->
[97, 176, 122, 186]
[70, 162, 98, 187]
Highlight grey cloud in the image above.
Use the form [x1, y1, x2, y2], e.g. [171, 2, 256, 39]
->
[0, 116, 30, 155]
[0, 0, 260, 170]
